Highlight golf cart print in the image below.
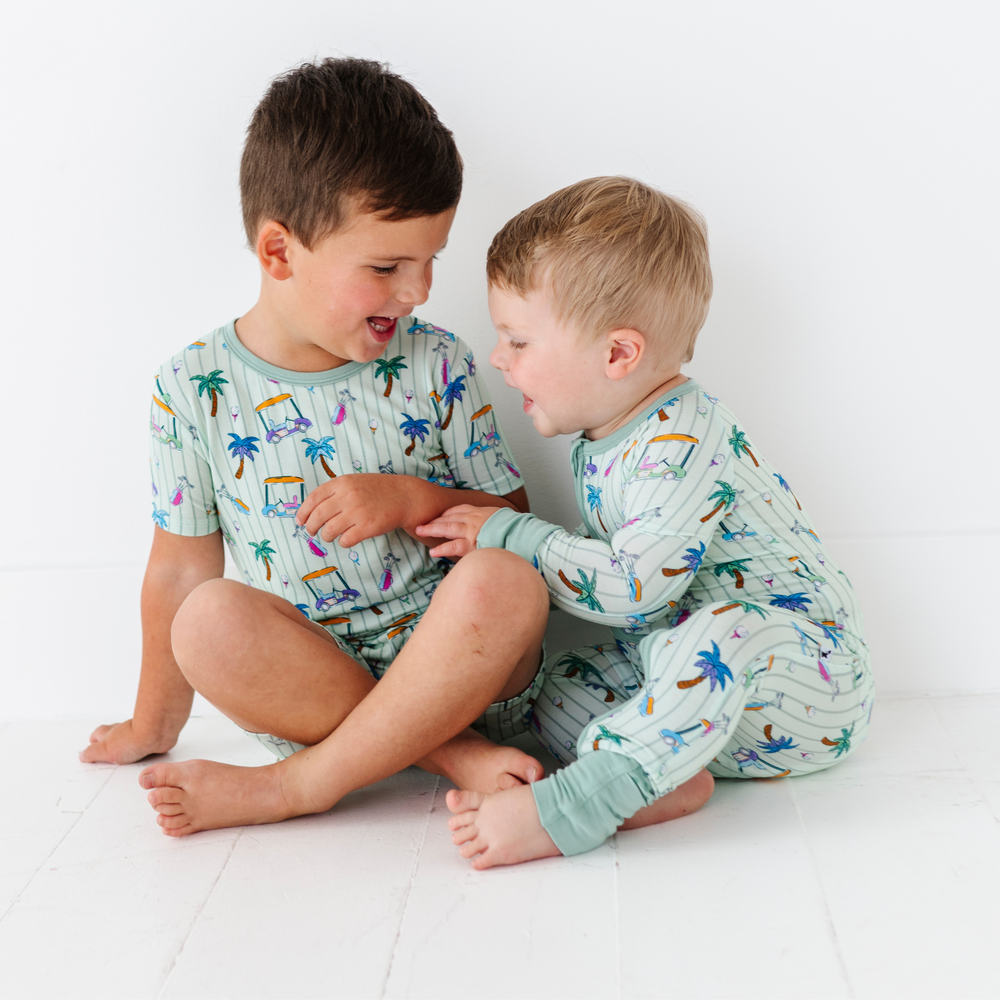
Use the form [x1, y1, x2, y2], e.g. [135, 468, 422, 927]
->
[261, 476, 304, 518]
[256, 393, 312, 443]
[301, 566, 361, 612]
[151, 394, 182, 450]
[463, 405, 499, 457]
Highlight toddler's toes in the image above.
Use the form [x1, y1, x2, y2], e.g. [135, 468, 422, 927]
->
[147, 786, 183, 807]
[446, 789, 485, 814]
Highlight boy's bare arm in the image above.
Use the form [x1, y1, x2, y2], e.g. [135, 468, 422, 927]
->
[295, 475, 528, 548]
[81, 528, 225, 764]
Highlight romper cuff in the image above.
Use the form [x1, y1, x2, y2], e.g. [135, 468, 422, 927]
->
[477, 508, 560, 563]
[531, 750, 658, 857]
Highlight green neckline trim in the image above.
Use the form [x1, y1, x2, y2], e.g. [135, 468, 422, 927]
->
[220, 316, 414, 386]
[576, 379, 702, 455]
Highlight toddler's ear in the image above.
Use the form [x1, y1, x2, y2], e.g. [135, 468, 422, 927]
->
[606, 329, 645, 380]
[256, 220, 293, 280]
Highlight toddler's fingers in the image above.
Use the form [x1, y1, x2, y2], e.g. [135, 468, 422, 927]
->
[441, 504, 476, 517]
[429, 539, 471, 560]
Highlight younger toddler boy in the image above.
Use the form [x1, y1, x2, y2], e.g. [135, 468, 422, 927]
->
[82, 58, 552, 836]
[421, 177, 873, 867]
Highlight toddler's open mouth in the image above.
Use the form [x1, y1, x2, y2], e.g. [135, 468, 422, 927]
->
[367, 316, 398, 343]
[522, 393, 533, 413]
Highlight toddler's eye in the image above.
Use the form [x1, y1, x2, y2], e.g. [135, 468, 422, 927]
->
[509, 340, 526, 350]
[371, 265, 398, 276]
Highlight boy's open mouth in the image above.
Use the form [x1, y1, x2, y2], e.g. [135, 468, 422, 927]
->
[367, 316, 397, 343]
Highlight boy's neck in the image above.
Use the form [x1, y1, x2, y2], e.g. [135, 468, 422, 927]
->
[585, 372, 689, 442]
[235, 297, 353, 374]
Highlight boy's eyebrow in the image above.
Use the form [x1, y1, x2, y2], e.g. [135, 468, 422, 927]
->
[372, 240, 449, 262]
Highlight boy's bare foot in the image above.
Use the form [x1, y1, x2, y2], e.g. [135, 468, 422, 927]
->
[140, 759, 293, 837]
[618, 769, 715, 830]
[446, 768, 715, 869]
[422, 730, 544, 792]
[447, 784, 561, 869]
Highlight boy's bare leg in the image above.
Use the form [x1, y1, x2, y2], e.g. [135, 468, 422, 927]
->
[446, 769, 715, 869]
[141, 548, 548, 835]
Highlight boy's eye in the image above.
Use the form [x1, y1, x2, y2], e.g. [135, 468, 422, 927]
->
[371, 265, 398, 276]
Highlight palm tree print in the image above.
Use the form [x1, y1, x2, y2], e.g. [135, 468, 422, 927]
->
[712, 600, 769, 618]
[701, 481, 738, 523]
[249, 538, 277, 581]
[558, 567, 604, 613]
[189, 370, 228, 416]
[374, 356, 408, 397]
[438, 374, 467, 431]
[399, 413, 431, 456]
[558, 652, 608, 685]
[592, 724, 629, 751]
[756, 724, 798, 754]
[227, 434, 260, 479]
[773, 472, 802, 510]
[151, 504, 168, 529]
[713, 558, 753, 589]
[769, 592, 812, 612]
[728, 425, 759, 467]
[821, 724, 854, 757]
[662, 541, 706, 578]
[586, 485, 607, 532]
[303, 436, 337, 478]
[677, 641, 733, 692]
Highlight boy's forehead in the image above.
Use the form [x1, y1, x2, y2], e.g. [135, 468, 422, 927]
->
[333, 206, 454, 256]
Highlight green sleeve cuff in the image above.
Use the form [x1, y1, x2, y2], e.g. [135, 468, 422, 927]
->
[477, 507, 560, 564]
[531, 750, 657, 857]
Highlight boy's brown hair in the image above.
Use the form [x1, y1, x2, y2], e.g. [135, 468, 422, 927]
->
[240, 58, 463, 249]
[487, 177, 712, 363]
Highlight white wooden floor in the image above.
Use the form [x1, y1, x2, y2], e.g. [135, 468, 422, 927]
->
[2, 696, 998, 1000]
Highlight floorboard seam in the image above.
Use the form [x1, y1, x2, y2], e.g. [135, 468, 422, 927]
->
[156, 828, 244, 999]
[0, 765, 117, 926]
[789, 781, 856, 999]
[380, 775, 439, 999]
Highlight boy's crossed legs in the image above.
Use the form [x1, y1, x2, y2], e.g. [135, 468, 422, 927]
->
[141, 548, 549, 836]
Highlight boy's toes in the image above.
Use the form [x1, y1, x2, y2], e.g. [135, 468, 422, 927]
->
[157, 813, 190, 830]
[140, 763, 183, 790]
[152, 803, 185, 816]
[446, 789, 485, 814]
[450, 822, 480, 845]
[147, 786, 183, 807]
[459, 838, 486, 859]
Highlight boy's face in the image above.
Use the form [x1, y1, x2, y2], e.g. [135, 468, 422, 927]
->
[488, 286, 612, 438]
[273, 206, 456, 368]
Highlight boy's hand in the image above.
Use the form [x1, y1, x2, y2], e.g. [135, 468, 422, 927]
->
[296, 474, 422, 546]
[80, 719, 179, 764]
[417, 505, 500, 559]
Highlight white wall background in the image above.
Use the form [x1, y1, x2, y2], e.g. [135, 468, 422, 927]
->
[1, 1, 997, 717]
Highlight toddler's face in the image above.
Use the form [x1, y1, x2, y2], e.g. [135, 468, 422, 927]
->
[488, 286, 610, 438]
[279, 207, 455, 367]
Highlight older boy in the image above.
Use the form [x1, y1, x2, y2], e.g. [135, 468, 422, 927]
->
[421, 177, 873, 867]
[83, 58, 550, 836]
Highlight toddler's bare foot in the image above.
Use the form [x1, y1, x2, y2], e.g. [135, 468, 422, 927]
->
[618, 769, 714, 830]
[446, 785, 561, 869]
[140, 759, 294, 837]
[422, 730, 544, 792]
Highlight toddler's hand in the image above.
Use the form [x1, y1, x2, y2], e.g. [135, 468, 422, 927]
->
[296, 474, 415, 546]
[416, 504, 499, 559]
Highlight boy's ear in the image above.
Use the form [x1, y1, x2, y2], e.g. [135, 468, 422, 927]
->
[605, 329, 645, 380]
[256, 221, 293, 280]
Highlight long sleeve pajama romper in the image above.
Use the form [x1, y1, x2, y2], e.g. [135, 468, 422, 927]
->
[477, 380, 873, 855]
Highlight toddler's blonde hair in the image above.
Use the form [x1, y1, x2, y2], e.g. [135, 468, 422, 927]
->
[487, 177, 712, 363]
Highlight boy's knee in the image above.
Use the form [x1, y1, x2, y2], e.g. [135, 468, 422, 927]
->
[452, 549, 548, 618]
[171, 579, 245, 673]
